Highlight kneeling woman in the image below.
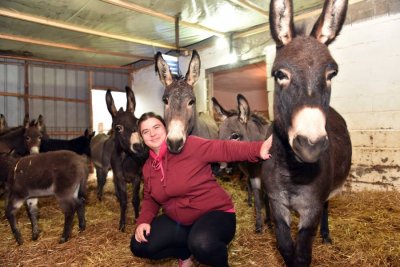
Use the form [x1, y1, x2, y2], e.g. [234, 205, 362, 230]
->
[130, 112, 272, 267]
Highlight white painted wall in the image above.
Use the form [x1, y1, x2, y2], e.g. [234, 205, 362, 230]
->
[131, 67, 164, 117]
[329, 14, 400, 191]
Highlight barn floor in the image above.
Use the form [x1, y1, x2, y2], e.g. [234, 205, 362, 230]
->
[0, 174, 399, 267]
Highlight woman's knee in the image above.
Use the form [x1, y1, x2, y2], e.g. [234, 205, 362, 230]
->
[189, 238, 228, 266]
[130, 236, 151, 258]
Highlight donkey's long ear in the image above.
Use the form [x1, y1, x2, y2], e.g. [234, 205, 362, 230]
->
[155, 52, 173, 87]
[23, 113, 30, 128]
[269, 0, 295, 47]
[185, 50, 201, 87]
[237, 94, 250, 124]
[0, 114, 6, 128]
[125, 86, 136, 113]
[106, 89, 117, 118]
[211, 97, 230, 122]
[36, 114, 45, 131]
[310, 0, 348, 45]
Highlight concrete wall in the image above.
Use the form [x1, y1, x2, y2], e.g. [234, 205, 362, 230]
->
[329, 14, 400, 191]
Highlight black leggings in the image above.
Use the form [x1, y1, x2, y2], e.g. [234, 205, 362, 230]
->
[130, 210, 236, 267]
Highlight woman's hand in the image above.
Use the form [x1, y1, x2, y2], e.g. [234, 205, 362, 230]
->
[260, 135, 273, 160]
[135, 223, 151, 243]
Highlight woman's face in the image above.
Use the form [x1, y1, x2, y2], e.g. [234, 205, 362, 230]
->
[140, 117, 167, 153]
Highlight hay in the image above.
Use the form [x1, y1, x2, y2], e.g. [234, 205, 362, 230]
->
[0, 174, 399, 267]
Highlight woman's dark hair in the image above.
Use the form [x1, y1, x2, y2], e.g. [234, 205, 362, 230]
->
[138, 112, 166, 135]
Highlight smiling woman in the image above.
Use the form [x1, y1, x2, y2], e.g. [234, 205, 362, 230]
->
[131, 111, 272, 267]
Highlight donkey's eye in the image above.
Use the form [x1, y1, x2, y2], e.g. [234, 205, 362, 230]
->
[231, 133, 241, 140]
[273, 70, 288, 81]
[273, 69, 291, 88]
[115, 125, 123, 133]
[162, 96, 168, 105]
[25, 136, 31, 141]
[326, 69, 338, 81]
[188, 99, 195, 106]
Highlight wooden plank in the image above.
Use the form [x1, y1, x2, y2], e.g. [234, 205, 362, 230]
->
[0, 55, 133, 70]
[0, 8, 177, 49]
[0, 33, 153, 61]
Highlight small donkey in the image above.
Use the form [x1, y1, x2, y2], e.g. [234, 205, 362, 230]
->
[5, 150, 88, 245]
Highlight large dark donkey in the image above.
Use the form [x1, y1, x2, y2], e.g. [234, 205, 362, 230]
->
[212, 94, 272, 233]
[154, 50, 218, 153]
[4, 150, 88, 245]
[263, 0, 352, 266]
[105, 86, 147, 231]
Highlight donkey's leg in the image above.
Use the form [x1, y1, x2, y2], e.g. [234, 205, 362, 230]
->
[264, 193, 273, 229]
[131, 175, 141, 220]
[246, 176, 253, 206]
[319, 201, 332, 244]
[25, 198, 40, 240]
[95, 167, 107, 200]
[6, 196, 25, 245]
[58, 198, 78, 243]
[250, 177, 263, 233]
[270, 201, 294, 267]
[114, 175, 128, 232]
[77, 184, 87, 232]
[294, 207, 322, 267]
[76, 197, 86, 232]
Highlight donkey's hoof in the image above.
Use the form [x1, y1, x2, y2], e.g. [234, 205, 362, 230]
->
[16, 237, 24, 245]
[255, 227, 263, 234]
[32, 231, 40, 241]
[322, 236, 332, 244]
[13, 232, 23, 245]
[59, 237, 68, 244]
[79, 224, 86, 232]
[119, 224, 126, 232]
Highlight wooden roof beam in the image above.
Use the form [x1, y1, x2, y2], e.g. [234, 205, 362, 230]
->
[228, 0, 268, 18]
[0, 33, 154, 61]
[101, 0, 226, 38]
[0, 8, 177, 50]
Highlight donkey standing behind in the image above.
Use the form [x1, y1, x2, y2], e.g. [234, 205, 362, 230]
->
[40, 128, 95, 157]
[263, 0, 352, 266]
[105, 86, 147, 231]
[212, 94, 272, 233]
[90, 131, 114, 200]
[0, 114, 44, 156]
[5, 150, 88, 245]
[154, 50, 219, 153]
[0, 114, 8, 133]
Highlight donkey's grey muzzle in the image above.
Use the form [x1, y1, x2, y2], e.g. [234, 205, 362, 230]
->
[292, 135, 329, 163]
[166, 138, 184, 154]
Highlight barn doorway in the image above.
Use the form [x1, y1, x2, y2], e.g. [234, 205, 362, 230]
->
[91, 89, 126, 134]
[206, 57, 269, 120]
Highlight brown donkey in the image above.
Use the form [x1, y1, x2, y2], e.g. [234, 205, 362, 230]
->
[5, 150, 88, 245]
[263, 0, 352, 266]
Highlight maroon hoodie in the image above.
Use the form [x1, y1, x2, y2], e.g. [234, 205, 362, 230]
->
[136, 136, 263, 226]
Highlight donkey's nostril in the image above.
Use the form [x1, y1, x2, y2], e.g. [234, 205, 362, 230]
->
[167, 138, 184, 154]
